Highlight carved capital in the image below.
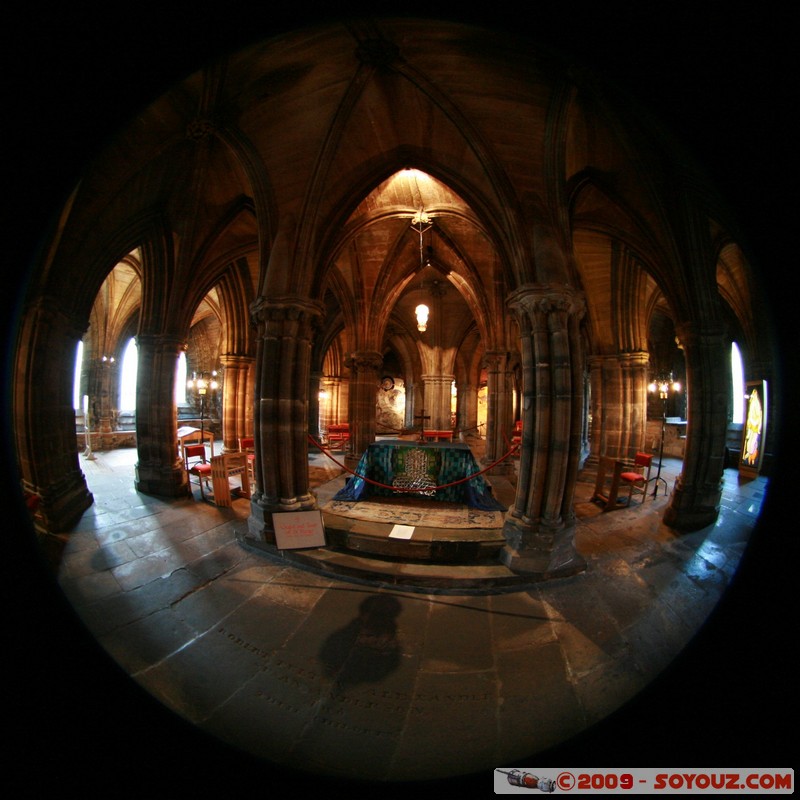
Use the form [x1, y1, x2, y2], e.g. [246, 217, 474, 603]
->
[134, 332, 187, 355]
[345, 350, 384, 372]
[250, 295, 324, 329]
[508, 283, 586, 324]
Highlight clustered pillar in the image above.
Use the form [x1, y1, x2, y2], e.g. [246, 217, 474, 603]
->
[587, 351, 650, 465]
[482, 351, 515, 475]
[502, 284, 587, 577]
[14, 296, 94, 532]
[219, 354, 255, 452]
[133, 333, 187, 496]
[247, 296, 324, 544]
[344, 351, 383, 469]
[664, 321, 728, 530]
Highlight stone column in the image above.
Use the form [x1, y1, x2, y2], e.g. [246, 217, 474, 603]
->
[92, 355, 118, 435]
[345, 350, 383, 468]
[403, 381, 416, 429]
[13, 296, 94, 533]
[219, 354, 254, 451]
[587, 352, 650, 464]
[458, 381, 478, 438]
[420, 373, 455, 431]
[502, 284, 587, 577]
[621, 351, 650, 457]
[247, 296, 323, 544]
[588, 355, 624, 461]
[319, 375, 342, 441]
[134, 333, 187, 496]
[664, 321, 728, 530]
[482, 352, 515, 475]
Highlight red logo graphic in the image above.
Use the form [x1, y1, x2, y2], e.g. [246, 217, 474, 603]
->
[557, 772, 576, 791]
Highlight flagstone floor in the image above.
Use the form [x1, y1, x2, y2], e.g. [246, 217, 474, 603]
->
[11, 442, 791, 794]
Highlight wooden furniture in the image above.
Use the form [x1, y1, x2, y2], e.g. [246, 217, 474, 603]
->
[326, 423, 350, 448]
[333, 439, 505, 510]
[620, 452, 653, 505]
[210, 452, 251, 507]
[177, 425, 213, 455]
[422, 429, 453, 442]
[183, 442, 212, 500]
[591, 456, 627, 511]
[511, 420, 522, 453]
[238, 436, 255, 485]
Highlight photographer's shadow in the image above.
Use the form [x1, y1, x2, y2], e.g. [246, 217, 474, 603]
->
[319, 594, 402, 687]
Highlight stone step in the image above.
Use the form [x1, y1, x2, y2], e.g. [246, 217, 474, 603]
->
[239, 532, 523, 592]
[320, 509, 506, 562]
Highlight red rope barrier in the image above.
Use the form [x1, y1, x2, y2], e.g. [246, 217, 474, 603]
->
[309, 434, 519, 494]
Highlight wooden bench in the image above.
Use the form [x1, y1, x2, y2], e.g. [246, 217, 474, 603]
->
[326, 423, 350, 448]
[422, 430, 454, 442]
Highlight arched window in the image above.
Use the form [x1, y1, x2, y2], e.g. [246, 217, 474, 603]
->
[731, 342, 745, 425]
[119, 337, 138, 412]
[73, 340, 84, 410]
[175, 351, 187, 405]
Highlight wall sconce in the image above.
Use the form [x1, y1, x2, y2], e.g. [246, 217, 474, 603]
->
[415, 303, 429, 331]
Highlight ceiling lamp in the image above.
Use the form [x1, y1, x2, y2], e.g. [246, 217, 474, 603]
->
[411, 208, 433, 332]
[415, 303, 429, 331]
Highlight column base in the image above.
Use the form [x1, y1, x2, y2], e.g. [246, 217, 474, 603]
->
[246, 493, 317, 544]
[134, 461, 188, 497]
[31, 473, 94, 533]
[663, 477, 721, 531]
[500, 516, 587, 580]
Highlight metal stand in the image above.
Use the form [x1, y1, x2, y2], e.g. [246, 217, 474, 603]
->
[199, 394, 207, 455]
[651, 405, 669, 497]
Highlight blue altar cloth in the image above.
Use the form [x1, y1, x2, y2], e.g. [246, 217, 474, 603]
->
[333, 440, 506, 511]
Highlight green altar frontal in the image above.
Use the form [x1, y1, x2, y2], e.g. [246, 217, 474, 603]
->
[333, 440, 506, 511]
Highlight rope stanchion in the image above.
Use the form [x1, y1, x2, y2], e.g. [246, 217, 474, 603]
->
[308, 434, 519, 494]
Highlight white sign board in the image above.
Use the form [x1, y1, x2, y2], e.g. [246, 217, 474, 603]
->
[273, 510, 326, 550]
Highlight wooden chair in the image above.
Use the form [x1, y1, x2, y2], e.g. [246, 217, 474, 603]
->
[183, 443, 212, 500]
[238, 436, 255, 485]
[591, 456, 626, 511]
[620, 452, 653, 505]
[511, 420, 522, 454]
[210, 452, 251, 507]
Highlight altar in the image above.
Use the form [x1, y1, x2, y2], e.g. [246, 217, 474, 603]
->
[333, 440, 506, 511]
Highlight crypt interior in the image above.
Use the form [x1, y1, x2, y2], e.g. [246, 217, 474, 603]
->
[7, 13, 787, 789]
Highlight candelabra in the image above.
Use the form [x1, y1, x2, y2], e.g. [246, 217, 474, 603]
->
[648, 373, 681, 498]
[187, 370, 218, 454]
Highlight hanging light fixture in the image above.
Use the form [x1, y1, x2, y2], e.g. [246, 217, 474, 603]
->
[410, 207, 433, 332]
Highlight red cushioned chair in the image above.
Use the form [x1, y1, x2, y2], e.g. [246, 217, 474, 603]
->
[620, 452, 653, 505]
[184, 443, 212, 500]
